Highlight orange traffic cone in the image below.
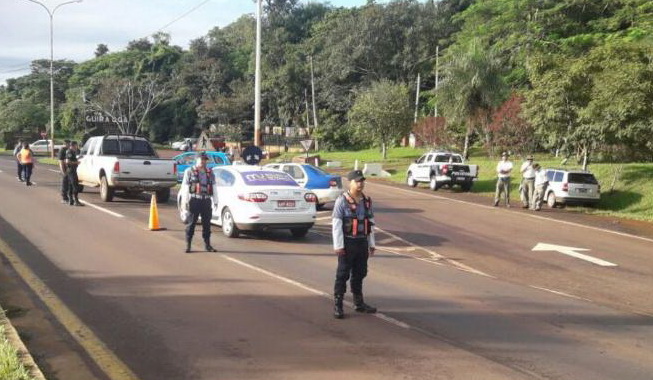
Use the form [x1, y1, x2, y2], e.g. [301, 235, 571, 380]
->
[149, 193, 165, 231]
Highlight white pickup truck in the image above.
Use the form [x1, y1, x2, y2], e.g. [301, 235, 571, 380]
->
[406, 151, 478, 191]
[77, 135, 177, 202]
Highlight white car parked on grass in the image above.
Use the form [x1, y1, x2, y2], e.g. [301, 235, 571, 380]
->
[177, 165, 317, 238]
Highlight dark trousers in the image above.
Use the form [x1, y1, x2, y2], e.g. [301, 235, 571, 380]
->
[21, 163, 33, 183]
[61, 172, 70, 200]
[185, 198, 212, 242]
[16, 161, 23, 179]
[67, 170, 79, 201]
[334, 238, 369, 296]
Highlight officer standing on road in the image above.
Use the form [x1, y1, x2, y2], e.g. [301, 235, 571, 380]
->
[531, 163, 548, 211]
[12, 139, 24, 182]
[58, 140, 71, 204]
[65, 141, 83, 206]
[16, 142, 35, 186]
[182, 151, 217, 253]
[519, 155, 535, 208]
[494, 152, 513, 207]
[332, 169, 377, 319]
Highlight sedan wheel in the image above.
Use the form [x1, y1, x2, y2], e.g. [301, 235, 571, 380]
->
[221, 208, 240, 238]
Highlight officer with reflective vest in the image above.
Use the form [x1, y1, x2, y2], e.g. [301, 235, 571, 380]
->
[182, 151, 217, 253]
[332, 170, 377, 319]
[16, 142, 35, 186]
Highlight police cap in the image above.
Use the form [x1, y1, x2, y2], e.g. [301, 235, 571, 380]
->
[346, 170, 365, 182]
[196, 151, 209, 159]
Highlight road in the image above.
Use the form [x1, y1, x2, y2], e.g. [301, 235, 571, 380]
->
[0, 154, 652, 380]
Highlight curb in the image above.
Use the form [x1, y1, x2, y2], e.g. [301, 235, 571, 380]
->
[0, 305, 47, 380]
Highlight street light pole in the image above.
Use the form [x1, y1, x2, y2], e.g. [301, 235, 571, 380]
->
[27, 0, 83, 159]
[254, 0, 262, 147]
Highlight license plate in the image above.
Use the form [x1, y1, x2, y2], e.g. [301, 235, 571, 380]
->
[456, 177, 465, 181]
[141, 180, 154, 186]
[578, 188, 588, 193]
[277, 200, 295, 207]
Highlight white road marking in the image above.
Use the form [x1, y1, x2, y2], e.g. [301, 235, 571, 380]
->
[371, 182, 653, 244]
[48, 169, 61, 173]
[221, 254, 411, 330]
[315, 216, 332, 221]
[529, 285, 589, 301]
[79, 200, 125, 218]
[532, 243, 618, 267]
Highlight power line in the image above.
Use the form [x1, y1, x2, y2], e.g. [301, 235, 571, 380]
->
[156, 0, 212, 34]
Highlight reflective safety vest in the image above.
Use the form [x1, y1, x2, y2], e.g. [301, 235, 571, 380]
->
[19, 149, 33, 164]
[188, 167, 213, 195]
[342, 191, 373, 237]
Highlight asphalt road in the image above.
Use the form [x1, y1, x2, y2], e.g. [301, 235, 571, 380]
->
[0, 154, 652, 380]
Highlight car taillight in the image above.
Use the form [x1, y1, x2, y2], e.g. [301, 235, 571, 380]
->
[304, 193, 318, 203]
[441, 164, 449, 174]
[597, 184, 601, 193]
[238, 192, 268, 202]
[329, 179, 337, 187]
[113, 161, 120, 173]
[562, 183, 568, 192]
[173, 163, 177, 175]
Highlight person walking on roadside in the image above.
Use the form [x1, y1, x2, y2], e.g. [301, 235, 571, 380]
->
[332, 169, 377, 319]
[531, 163, 548, 211]
[519, 155, 536, 208]
[182, 151, 217, 253]
[494, 152, 513, 207]
[13, 139, 24, 182]
[16, 142, 35, 186]
[65, 141, 83, 206]
[58, 140, 71, 204]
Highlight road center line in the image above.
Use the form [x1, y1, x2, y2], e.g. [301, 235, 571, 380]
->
[80, 200, 125, 218]
[371, 182, 653, 244]
[0, 238, 139, 380]
[221, 254, 411, 330]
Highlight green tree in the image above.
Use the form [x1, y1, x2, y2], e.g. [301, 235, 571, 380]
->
[348, 79, 413, 159]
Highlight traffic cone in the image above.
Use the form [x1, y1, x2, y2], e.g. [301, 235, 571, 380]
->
[149, 193, 165, 231]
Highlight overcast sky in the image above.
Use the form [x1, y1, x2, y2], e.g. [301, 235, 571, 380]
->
[0, 0, 382, 85]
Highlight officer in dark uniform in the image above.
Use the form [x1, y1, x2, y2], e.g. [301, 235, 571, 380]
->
[332, 169, 377, 319]
[182, 151, 217, 253]
[65, 141, 83, 206]
[58, 140, 71, 204]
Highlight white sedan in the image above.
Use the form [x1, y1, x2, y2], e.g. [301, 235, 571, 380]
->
[30, 139, 65, 154]
[177, 165, 317, 238]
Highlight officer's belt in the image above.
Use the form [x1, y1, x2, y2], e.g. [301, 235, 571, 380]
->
[189, 194, 212, 199]
[523, 177, 535, 180]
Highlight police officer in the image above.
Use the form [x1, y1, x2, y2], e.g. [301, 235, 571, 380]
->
[182, 151, 217, 253]
[519, 155, 535, 208]
[494, 152, 513, 207]
[13, 139, 24, 182]
[65, 141, 83, 206]
[332, 169, 377, 319]
[58, 140, 71, 204]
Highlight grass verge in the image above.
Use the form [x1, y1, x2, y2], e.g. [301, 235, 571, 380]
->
[0, 324, 35, 380]
[270, 147, 653, 222]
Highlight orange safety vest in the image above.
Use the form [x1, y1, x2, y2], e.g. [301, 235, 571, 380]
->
[19, 149, 33, 164]
[342, 191, 373, 237]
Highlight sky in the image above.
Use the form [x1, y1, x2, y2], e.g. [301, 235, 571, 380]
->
[0, 0, 385, 85]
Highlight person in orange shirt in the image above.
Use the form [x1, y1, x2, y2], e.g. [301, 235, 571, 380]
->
[16, 142, 35, 186]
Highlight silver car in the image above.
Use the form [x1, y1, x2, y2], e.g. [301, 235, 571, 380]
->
[545, 169, 601, 208]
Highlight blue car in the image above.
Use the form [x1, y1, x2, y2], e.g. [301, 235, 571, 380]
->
[173, 151, 231, 182]
[264, 163, 343, 208]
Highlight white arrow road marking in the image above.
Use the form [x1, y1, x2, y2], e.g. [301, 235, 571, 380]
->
[532, 243, 618, 267]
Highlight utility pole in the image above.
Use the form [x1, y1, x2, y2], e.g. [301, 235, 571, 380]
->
[414, 73, 421, 123]
[304, 88, 310, 128]
[309, 55, 318, 151]
[254, 0, 262, 147]
[434, 45, 439, 118]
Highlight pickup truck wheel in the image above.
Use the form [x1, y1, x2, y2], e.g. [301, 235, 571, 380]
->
[547, 192, 557, 208]
[100, 176, 114, 202]
[429, 175, 439, 191]
[221, 208, 240, 238]
[406, 172, 417, 187]
[155, 188, 171, 203]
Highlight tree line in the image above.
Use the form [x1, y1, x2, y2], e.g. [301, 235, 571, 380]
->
[0, 0, 651, 162]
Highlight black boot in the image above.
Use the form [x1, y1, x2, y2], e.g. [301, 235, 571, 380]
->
[204, 239, 217, 252]
[353, 294, 377, 314]
[333, 295, 344, 319]
[73, 198, 84, 206]
[185, 240, 192, 253]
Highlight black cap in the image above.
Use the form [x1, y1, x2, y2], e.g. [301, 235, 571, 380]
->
[346, 170, 365, 182]
[70, 140, 78, 145]
[196, 151, 209, 159]
[64, 139, 71, 144]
